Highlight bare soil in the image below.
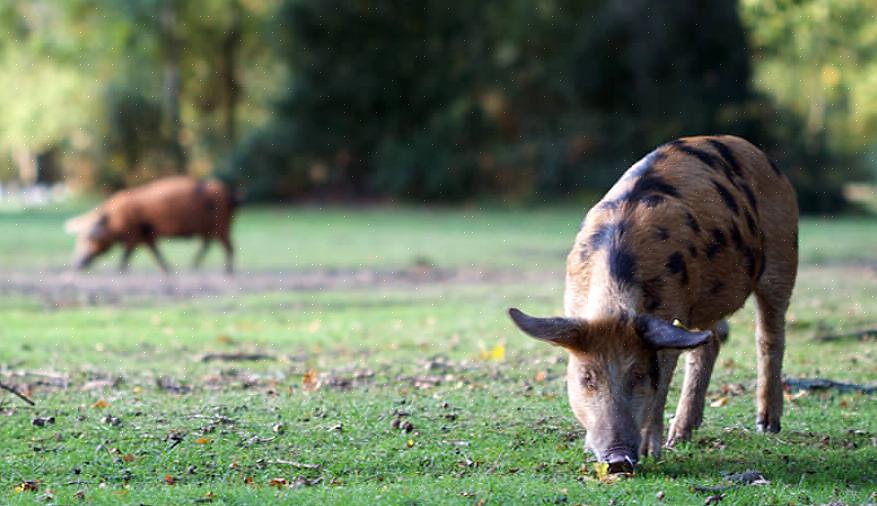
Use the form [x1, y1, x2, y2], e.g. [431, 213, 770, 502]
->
[0, 267, 558, 308]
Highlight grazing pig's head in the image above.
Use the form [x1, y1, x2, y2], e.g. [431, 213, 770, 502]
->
[508, 308, 710, 472]
[65, 211, 112, 269]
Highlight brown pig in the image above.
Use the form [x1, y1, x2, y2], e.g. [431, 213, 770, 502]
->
[509, 135, 797, 472]
[65, 176, 237, 274]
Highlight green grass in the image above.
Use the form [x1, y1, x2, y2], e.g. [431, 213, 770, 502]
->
[0, 204, 875, 505]
[4, 202, 877, 271]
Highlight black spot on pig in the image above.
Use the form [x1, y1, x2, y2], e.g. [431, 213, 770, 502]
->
[666, 251, 688, 285]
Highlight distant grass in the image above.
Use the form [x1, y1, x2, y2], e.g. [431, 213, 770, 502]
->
[2, 202, 876, 271]
[0, 205, 875, 505]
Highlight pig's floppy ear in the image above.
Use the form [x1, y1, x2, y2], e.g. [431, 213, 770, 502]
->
[508, 308, 585, 348]
[634, 315, 711, 350]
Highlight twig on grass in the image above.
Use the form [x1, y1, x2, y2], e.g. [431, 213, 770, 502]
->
[267, 460, 321, 470]
[784, 377, 877, 395]
[197, 352, 276, 363]
[813, 326, 877, 342]
[0, 381, 35, 406]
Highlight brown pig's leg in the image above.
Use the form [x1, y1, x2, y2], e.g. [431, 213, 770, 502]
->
[119, 244, 136, 273]
[753, 290, 789, 433]
[640, 350, 680, 458]
[192, 239, 211, 269]
[665, 322, 726, 447]
[219, 235, 234, 274]
[145, 241, 171, 275]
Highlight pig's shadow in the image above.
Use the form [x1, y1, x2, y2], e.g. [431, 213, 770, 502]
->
[647, 437, 876, 491]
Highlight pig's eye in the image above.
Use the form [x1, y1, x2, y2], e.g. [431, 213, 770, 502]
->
[580, 370, 597, 390]
[627, 370, 647, 390]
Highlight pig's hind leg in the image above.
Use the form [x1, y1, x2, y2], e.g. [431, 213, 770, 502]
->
[192, 239, 211, 269]
[754, 276, 794, 433]
[665, 321, 727, 447]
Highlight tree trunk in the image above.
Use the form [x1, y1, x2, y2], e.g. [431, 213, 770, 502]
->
[219, 0, 243, 145]
[12, 147, 38, 186]
[160, 0, 186, 174]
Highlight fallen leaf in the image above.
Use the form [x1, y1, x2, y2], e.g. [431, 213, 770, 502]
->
[269, 478, 289, 489]
[406, 439, 414, 448]
[478, 343, 505, 362]
[491, 343, 505, 362]
[195, 437, 210, 444]
[784, 390, 808, 402]
[14, 481, 39, 493]
[81, 379, 115, 391]
[122, 454, 135, 463]
[195, 491, 216, 503]
[303, 369, 321, 391]
[534, 371, 547, 382]
[91, 399, 109, 409]
[164, 474, 176, 486]
[216, 334, 234, 345]
[710, 397, 729, 408]
[593, 462, 610, 481]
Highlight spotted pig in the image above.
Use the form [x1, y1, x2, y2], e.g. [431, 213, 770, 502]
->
[65, 176, 237, 274]
[509, 135, 798, 472]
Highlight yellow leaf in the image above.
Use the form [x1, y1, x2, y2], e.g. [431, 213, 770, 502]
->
[216, 334, 234, 345]
[406, 439, 414, 448]
[478, 343, 505, 362]
[132, 386, 143, 394]
[491, 344, 505, 362]
[92, 399, 109, 409]
[195, 437, 210, 445]
[593, 462, 610, 480]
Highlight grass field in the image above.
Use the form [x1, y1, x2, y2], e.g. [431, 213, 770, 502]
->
[0, 204, 875, 505]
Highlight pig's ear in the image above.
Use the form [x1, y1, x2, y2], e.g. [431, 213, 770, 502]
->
[508, 308, 585, 348]
[634, 315, 711, 350]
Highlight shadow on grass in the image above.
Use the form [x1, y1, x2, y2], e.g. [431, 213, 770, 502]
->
[645, 429, 876, 490]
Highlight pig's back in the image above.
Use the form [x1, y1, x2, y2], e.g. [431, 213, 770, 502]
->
[566, 135, 795, 328]
[108, 177, 231, 237]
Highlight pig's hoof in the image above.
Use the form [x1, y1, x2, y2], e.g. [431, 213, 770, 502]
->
[665, 424, 694, 448]
[756, 418, 781, 433]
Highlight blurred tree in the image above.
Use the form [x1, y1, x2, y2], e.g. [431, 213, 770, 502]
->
[742, 0, 877, 211]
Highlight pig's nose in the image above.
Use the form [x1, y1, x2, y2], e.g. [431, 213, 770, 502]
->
[605, 453, 636, 474]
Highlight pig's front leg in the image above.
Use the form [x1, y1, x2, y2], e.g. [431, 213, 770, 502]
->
[640, 350, 680, 458]
[666, 321, 727, 447]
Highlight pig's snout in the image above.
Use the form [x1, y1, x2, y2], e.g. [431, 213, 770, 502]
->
[604, 452, 637, 474]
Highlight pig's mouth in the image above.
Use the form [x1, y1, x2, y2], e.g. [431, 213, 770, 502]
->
[595, 446, 638, 474]
[73, 252, 96, 270]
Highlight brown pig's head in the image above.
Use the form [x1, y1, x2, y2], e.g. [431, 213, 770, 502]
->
[508, 308, 710, 472]
[65, 211, 113, 270]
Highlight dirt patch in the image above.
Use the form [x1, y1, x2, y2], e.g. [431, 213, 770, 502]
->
[0, 267, 557, 308]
